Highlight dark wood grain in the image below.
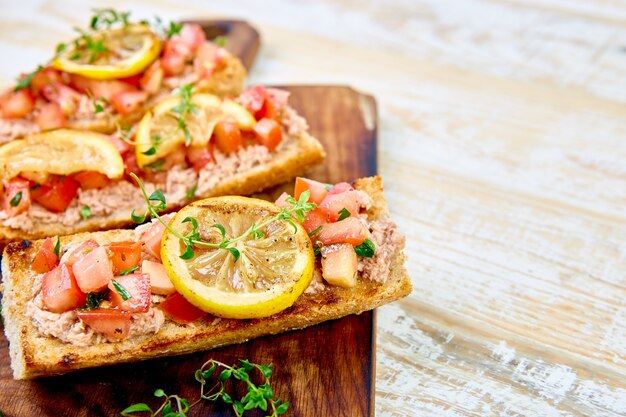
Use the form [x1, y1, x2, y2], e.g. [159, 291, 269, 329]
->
[189, 19, 260, 71]
[0, 85, 378, 417]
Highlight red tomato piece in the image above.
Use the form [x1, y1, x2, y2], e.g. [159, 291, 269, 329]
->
[31, 175, 79, 212]
[294, 177, 329, 205]
[141, 260, 175, 295]
[302, 208, 328, 236]
[76, 309, 132, 340]
[62, 239, 99, 267]
[237, 85, 266, 115]
[2, 89, 35, 119]
[187, 144, 213, 172]
[71, 246, 114, 293]
[42, 264, 86, 313]
[106, 241, 142, 275]
[161, 52, 186, 77]
[108, 273, 151, 313]
[252, 118, 282, 152]
[318, 190, 361, 222]
[177, 24, 206, 53]
[29, 67, 63, 96]
[110, 90, 148, 116]
[69, 75, 135, 102]
[118, 73, 142, 88]
[140, 61, 164, 94]
[158, 292, 207, 324]
[72, 171, 110, 190]
[327, 182, 353, 195]
[193, 43, 218, 78]
[320, 243, 358, 288]
[123, 151, 141, 179]
[40, 83, 81, 115]
[2, 178, 31, 217]
[214, 120, 242, 154]
[32, 237, 60, 274]
[274, 192, 291, 209]
[315, 217, 369, 246]
[35, 102, 67, 131]
[140, 221, 166, 261]
[105, 133, 131, 155]
[256, 97, 280, 121]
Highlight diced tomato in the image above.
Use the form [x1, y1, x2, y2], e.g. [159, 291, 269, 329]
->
[106, 241, 142, 274]
[294, 177, 329, 205]
[34, 102, 66, 131]
[140, 61, 164, 95]
[265, 88, 290, 109]
[319, 190, 361, 222]
[2, 178, 31, 217]
[320, 243, 358, 288]
[110, 90, 148, 116]
[327, 182, 352, 195]
[30, 175, 79, 212]
[32, 237, 60, 274]
[40, 83, 81, 115]
[187, 143, 213, 172]
[141, 260, 176, 295]
[118, 73, 143, 88]
[123, 152, 141, 179]
[178, 24, 207, 53]
[140, 221, 166, 261]
[302, 208, 328, 235]
[107, 134, 132, 155]
[274, 192, 291, 209]
[76, 309, 132, 340]
[256, 97, 280, 121]
[238, 85, 266, 115]
[161, 52, 186, 77]
[69, 75, 135, 102]
[315, 217, 369, 246]
[159, 292, 207, 324]
[1, 89, 35, 119]
[161, 147, 187, 170]
[71, 246, 114, 293]
[72, 171, 110, 190]
[62, 239, 99, 267]
[29, 67, 63, 96]
[252, 118, 282, 152]
[108, 273, 151, 313]
[193, 43, 218, 78]
[214, 120, 242, 154]
[42, 264, 86, 313]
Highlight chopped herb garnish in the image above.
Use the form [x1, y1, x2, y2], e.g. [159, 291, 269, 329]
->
[111, 278, 132, 300]
[14, 66, 43, 92]
[308, 226, 323, 237]
[89, 8, 131, 30]
[337, 208, 351, 221]
[9, 192, 22, 207]
[185, 181, 198, 201]
[314, 246, 322, 256]
[122, 358, 288, 416]
[170, 84, 199, 146]
[82, 291, 107, 309]
[53, 236, 61, 257]
[130, 173, 316, 261]
[79, 205, 92, 220]
[143, 159, 166, 172]
[118, 265, 139, 276]
[212, 35, 227, 47]
[354, 239, 375, 258]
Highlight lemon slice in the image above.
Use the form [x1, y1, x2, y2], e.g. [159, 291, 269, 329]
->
[52, 24, 162, 80]
[135, 94, 255, 168]
[0, 129, 124, 181]
[161, 196, 314, 319]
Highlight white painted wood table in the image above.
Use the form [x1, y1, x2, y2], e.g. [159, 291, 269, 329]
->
[1, 1, 625, 415]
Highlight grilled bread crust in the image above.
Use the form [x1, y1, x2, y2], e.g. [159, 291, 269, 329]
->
[0, 130, 325, 247]
[1, 176, 412, 379]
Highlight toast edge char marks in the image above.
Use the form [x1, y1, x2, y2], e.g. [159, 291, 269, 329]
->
[2, 176, 412, 379]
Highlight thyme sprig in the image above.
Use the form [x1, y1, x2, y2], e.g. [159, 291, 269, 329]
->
[129, 173, 316, 261]
[121, 359, 288, 417]
[170, 84, 199, 146]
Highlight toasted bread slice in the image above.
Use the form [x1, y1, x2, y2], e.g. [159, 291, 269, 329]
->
[0, 128, 325, 248]
[1, 176, 412, 379]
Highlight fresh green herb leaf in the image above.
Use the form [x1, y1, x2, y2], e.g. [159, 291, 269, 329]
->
[149, 189, 166, 210]
[121, 403, 152, 415]
[131, 209, 147, 224]
[142, 147, 156, 155]
[180, 244, 195, 260]
[166, 21, 183, 39]
[314, 246, 322, 256]
[54, 236, 61, 257]
[219, 369, 232, 381]
[9, 192, 22, 207]
[14, 65, 43, 92]
[89, 8, 131, 30]
[337, 208, 351, 221]
[79, 205, 92, 220]
[212, 35, 227, 47]
[211, 223, 226, 238]
[154, 388, 166, 398]
[118, 265, 139, 276]
[227, 247, 240, 261]
[308, 226, 323, 237]
[354, 238, 376, 258]
[185, 182, 198, 201]
[111, 278, 132, 300]
[83, 291, 107, 309]
[144, 159, 166, 172]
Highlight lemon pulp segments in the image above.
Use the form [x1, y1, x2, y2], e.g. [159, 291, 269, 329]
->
[52, 24, 162, 80]
[0, 129, 124, 181]
[161, 197, 314, 319]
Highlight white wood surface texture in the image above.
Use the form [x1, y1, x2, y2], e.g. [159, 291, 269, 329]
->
[1, 1, 625, 415]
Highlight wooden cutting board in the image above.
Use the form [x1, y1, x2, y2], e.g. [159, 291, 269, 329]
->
[0, 84, 379, 416]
